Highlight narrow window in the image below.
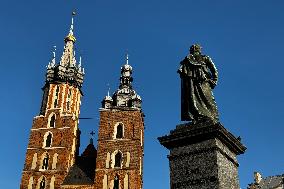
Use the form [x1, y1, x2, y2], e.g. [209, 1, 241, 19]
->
[53, 86, 59, 108]
[53, 99, 58, 108]
[42, 154, 49, 170]
[116, 124, 123, 139]
[114, 152, 122, 168]
[67, 88, 72, 111]
[39, 177, 46, 189]
[49, 115, 55, 128]
[45, 133, 52, 147]
[113, 175, 119, 189]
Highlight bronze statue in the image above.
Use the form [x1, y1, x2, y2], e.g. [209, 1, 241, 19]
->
[178, 44, 219, 122]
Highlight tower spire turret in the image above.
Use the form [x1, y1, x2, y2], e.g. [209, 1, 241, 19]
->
[45, 12, 84, 88]
[47, 46, 56, 69]
[21, 12, 86, 189]
[103, 53, 142, 109]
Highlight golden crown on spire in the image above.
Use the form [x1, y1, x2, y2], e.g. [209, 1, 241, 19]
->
[64, 11, 76, 43]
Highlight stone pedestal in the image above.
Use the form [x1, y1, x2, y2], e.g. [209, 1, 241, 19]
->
[158, 120, 246, 189]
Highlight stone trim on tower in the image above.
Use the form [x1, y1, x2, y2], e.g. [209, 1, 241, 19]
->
[20, 13, 86, 189]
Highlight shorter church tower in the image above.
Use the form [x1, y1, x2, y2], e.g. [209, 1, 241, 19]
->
[20, 14, 85, 189]
[95, 55, 145, 189]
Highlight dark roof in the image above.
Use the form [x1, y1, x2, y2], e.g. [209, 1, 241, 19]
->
[75, 142, 97, 180]
[62, 164, 93, 186]
[81, 142, 97, 157]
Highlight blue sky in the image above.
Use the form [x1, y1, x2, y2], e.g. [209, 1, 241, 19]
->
[1, 0, 284, 188]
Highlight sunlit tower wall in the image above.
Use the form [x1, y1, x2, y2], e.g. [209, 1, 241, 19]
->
[20, 15, 85, 189]
[94, 56, 145, 189]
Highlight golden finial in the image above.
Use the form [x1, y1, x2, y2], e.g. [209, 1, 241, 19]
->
[64, 11, 76, 43]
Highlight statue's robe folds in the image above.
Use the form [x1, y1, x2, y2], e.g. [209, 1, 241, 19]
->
[178, 55, 219, 121]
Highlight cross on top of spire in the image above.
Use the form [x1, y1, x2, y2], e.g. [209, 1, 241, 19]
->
[90, 131, 95, 137]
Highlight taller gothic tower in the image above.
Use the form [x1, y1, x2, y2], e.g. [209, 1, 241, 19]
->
[20, 14, 85, 189]
[94, 55, 145, 189]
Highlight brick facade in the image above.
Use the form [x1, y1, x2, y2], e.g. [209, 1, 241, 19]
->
[20, 83, 82, 189]
[20, 16, 145, 189]
[94, 109, 145, 189]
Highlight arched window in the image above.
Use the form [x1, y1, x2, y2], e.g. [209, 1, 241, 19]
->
[41, 153, 49, 170]
[116, 124, 123, 139]
[39, 177, 46, 189]
[45, 133, 52, 147]
[49, 114, 55, 128]
[113, 175, 119, 189]
[114, 152, 122, 168]
[43, 132, 53, 148]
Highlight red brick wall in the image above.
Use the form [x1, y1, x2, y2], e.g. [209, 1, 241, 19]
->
[20, 83, 82, 189]
[94, 109, 145, 189]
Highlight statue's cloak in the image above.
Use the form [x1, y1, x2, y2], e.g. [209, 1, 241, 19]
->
[178, 55, 219, 121]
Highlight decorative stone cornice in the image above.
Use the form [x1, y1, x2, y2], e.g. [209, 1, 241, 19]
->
[158, 119, 246, 155]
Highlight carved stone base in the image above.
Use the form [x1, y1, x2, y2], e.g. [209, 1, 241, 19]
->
[158, 120, 246, 189]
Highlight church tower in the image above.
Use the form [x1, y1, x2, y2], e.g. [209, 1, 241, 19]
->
[94, 55, 145, 189]
[20, 14, 85, 189]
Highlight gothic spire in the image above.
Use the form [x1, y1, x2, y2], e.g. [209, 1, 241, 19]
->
[45, 12, 84, 88]
[60, 12, 77, 67]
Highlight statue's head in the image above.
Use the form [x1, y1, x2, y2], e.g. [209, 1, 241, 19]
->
[190, 44, 202, 55]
